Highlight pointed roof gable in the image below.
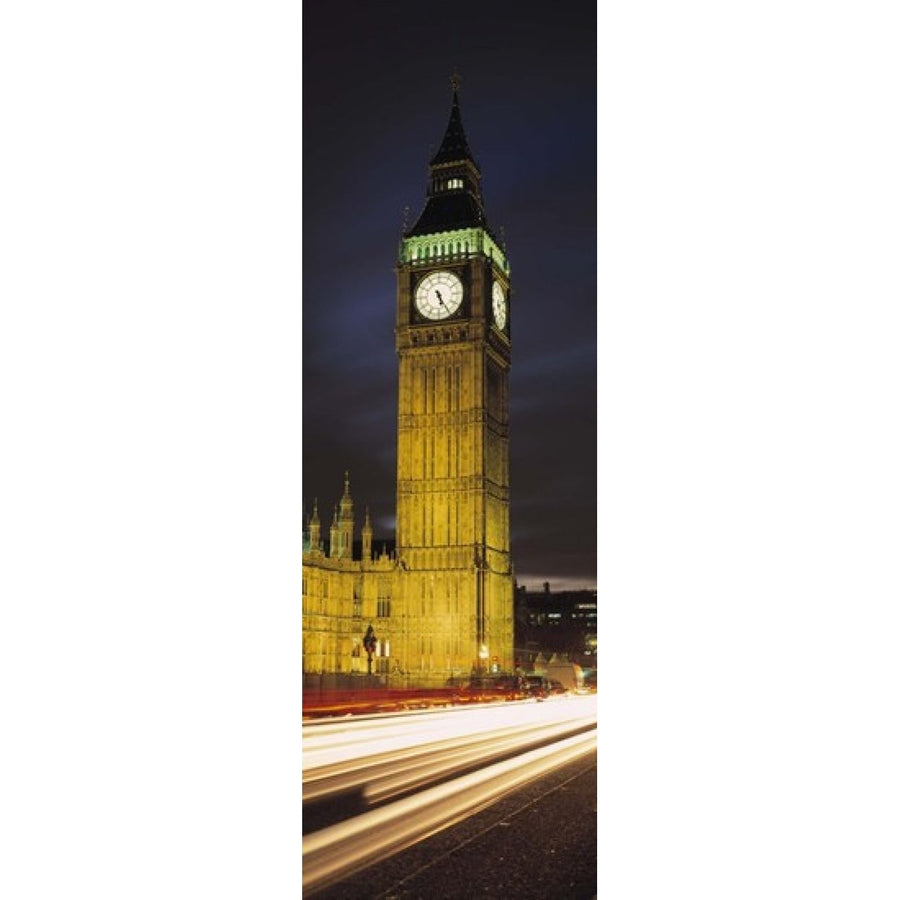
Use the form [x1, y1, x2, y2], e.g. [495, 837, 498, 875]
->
[430, 88, 477, 168]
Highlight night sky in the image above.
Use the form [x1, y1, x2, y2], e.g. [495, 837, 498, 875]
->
[302, 0, 597, 590]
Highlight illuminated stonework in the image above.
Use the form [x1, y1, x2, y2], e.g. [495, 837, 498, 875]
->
[302, 81, 514, 687]
[393, 80, 513, 686]
[401, 228, 509, 272]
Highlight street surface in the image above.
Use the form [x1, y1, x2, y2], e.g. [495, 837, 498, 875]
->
[311, 753, 597, 900]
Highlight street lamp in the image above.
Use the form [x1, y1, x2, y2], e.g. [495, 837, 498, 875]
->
[363, 624, 377, 676]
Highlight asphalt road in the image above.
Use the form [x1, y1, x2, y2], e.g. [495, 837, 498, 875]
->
[307, 753, 597, 900]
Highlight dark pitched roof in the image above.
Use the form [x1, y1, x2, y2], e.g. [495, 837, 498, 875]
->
[406, 191, 486, 236]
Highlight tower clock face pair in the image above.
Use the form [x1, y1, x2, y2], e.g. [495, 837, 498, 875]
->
[414, 270, 507, 330]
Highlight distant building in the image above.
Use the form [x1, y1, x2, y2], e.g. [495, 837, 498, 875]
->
[514, 583, 597, 670]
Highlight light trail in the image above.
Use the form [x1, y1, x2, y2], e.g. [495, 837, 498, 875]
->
[301, 695, 597, 894]
[303, 695, 589, 767]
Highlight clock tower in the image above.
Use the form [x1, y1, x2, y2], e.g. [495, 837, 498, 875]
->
[394, 77, 513, 684]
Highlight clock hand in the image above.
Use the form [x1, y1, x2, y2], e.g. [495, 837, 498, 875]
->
[434, 289, 445, 306]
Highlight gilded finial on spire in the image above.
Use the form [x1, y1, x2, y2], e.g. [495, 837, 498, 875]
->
[450, 70, 461, 94]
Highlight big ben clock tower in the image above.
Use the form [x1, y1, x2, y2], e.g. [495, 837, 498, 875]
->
[394, 76, 513, 685]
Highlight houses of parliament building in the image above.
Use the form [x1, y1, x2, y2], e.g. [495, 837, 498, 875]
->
[302, 80, 514, 688]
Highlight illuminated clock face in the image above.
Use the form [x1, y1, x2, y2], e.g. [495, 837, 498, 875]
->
[492, 281, 507, 330]
[415, 271, 464, 320]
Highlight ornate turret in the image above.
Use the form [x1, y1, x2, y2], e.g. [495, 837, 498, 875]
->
[338, 471, 354, 560]
[361, 506, 373, 561]
[328, 505, 340, 558]
[307, 498, 321, 554]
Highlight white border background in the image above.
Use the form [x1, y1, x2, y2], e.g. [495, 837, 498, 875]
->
[1, 2, 898, 896]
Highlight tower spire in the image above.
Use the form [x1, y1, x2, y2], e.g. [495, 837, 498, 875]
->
[329, 504, 340, 558]
[430, 76, 476, 168]
[406, 75, 489, 239]
[338, 472, 354, 559]
[340, 471, 353, 516]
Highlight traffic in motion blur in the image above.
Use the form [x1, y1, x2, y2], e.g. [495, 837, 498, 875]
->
[302, 694, 597, 893]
